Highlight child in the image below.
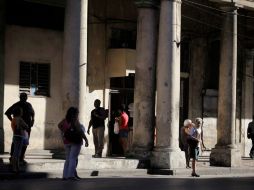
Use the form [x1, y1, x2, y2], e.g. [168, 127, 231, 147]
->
[11, 107, 28, 173]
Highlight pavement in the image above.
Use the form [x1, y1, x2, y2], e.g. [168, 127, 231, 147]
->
[0, 150, 254, 180]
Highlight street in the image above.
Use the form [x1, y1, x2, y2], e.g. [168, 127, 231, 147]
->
[1, 177, 254, 190]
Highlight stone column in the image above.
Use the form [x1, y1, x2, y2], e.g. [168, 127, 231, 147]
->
[79, 0, 88, 125]
[210, 6, 241, 167]
[0, 0, 5, 153]
[62, 0, 81, 110]
[132, 0, 159, 159]
[151, 0, 185, 169]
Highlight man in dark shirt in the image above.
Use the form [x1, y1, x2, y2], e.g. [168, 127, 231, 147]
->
[247, 117, 254, 159]
[5, 93, 35, 163]
[87, 99, 107, 158]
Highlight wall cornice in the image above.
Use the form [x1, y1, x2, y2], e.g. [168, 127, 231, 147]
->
[210, 0, 254, 10]
[135, 0, 160, 8]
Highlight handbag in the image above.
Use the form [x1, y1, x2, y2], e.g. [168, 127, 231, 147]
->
[64, 126, 83, 144]
[114, 121, 119, 134]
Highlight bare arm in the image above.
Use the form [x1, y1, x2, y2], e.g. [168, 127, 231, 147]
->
[58, 119, 65, 131]
[5, 105, 14, 122]
[82, 133, 89, 147]
[87, 120, 92, 135]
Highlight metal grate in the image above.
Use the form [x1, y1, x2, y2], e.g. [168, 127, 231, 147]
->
[19, 61, 50, 96]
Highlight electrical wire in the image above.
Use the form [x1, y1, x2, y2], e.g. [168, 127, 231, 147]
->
[182, 0, 254, 20]
[182, 14, 254, 41]
[182, 0, 254, 31]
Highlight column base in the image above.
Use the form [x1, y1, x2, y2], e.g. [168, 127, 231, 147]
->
[210, 146, 241, 167]
[131, 146, 152, 159]
[150, 147, 185, 169]
[130, 146, 152, 168]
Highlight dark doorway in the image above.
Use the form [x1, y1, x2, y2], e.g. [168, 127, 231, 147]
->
[108, 76, 134, 156]
[179, 77, 189, 149]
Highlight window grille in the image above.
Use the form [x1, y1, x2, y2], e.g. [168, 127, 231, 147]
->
[19, 61, 50, 97]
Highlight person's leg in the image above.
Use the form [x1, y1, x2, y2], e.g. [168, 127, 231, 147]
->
[97, 127, 105, 157]
[74, 158, 80, 179]
[250, 138, 254, 158]
[63, 144, 71, 179]
[68, 144, 81, 179]
[191, 147, 200, 177]
[10, 142, 14, 162]
[92, 128, 99, 155]
[20, 129, 31, 162]
[191, 159, 196, 174]
[12, 137, 23, 172]
[20, 145, 27, 162]
[183, 144, 190, 168]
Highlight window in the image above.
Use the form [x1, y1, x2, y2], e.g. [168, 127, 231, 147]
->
[19, 61, 50, 96]
[110, 28, 136, 49]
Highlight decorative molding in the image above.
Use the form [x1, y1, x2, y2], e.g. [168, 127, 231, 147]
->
[135, 0, 160, 8]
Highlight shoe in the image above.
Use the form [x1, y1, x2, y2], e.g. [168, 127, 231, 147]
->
[191, 173, 200, 177]
[75, 175, 82, 180]
[186, 166, 191, 169]
[62, 178, 68, 181]
[249, 153, 253, 159]
[20, 160, 28, 166]
[68, 177, 80, 181]
[92, 154, 102, 158]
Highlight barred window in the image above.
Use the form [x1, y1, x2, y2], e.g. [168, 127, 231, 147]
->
[19, 61, 50, 97]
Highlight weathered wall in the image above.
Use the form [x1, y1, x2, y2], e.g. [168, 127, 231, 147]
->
[4, 25, 64, 151]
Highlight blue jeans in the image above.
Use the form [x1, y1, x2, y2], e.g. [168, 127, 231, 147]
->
[63, 143, 81, 178]
[12, 136, 24, 160]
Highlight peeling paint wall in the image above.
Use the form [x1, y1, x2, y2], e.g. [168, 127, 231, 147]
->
[4, 25, 64, 151]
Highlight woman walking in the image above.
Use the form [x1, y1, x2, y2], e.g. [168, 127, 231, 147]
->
[58, 107, 89, 180]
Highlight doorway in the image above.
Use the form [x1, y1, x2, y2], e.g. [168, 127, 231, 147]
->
[108, 76, 134, 156]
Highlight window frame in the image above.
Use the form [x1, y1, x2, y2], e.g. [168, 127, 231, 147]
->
[19, 61, 51, 97]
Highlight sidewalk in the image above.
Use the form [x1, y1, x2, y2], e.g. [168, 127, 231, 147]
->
[0, 151, 254, 180]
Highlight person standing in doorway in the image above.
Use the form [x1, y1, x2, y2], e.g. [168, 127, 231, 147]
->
[115, 104, 129, 156]
[87, 99, 107, 158]
[5, 93, 35, 165]
[247, 117, 254, 159]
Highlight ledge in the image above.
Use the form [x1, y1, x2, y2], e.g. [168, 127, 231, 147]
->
[210, 0, 254, 10]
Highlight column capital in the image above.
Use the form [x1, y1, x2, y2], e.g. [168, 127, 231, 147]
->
[135, 0, 160, 8]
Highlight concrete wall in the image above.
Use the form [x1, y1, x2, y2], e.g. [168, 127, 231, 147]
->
[107, 49, 135, 78]
[3, 25, 64, 151]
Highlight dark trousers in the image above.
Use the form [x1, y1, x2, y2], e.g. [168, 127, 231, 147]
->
[250, 138, 254, 157]
[10, 142, 27, 161]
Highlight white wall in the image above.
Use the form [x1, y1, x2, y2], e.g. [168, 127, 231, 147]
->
[4, 25, 64, 151]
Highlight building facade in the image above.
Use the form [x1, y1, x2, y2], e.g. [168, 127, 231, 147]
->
[0, 0, 254, 168]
